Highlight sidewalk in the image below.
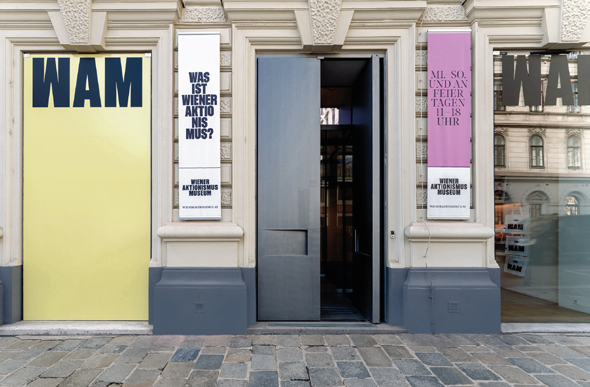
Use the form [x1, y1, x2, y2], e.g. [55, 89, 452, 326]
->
[0, 333, 589, 387]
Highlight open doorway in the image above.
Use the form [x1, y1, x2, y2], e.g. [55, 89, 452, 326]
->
[257, 56, 381, 323]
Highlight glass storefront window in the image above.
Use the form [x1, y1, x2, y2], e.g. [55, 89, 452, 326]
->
[494, 51, 590, 323]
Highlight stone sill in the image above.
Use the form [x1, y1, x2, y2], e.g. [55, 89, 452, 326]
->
[405, 222, 494, 241]
[157, 221, 243, 241]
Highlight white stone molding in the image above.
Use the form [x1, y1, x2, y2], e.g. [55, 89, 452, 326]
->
[422, 5, 468, 22]
[221, 189, 232, 206]
[220, 52, 232, 67]
[561, 0, 590, 42]
[179, 7, 228, 23]
[528, 127, 547, 138]
[221, 97, 232, 114]
[221, 143, 232, 160]
[309, 0, 342, 45]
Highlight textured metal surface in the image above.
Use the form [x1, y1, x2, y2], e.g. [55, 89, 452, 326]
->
[352, 55, 381, 323]
[257, 57, 321, 321]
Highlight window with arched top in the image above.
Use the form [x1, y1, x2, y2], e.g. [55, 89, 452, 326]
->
[526, 191, 549, 218]
[494, 135, 505, 166]
[530, 135, 544, 168]
[565, 195, 580, 216]
[567, 136, 581, 168]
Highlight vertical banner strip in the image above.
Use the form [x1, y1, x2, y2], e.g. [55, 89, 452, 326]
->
[178, 32, 222, 220]
[427, 31, 471, 219]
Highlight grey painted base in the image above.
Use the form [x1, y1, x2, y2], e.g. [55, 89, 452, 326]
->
[0, 266, 22, 324]
[385, 267, 409, 326]
[401, 268, 501, 334]
[152, 268, 248, 335]
[148, 267, 164, 325]
[240, 267, 256, 326]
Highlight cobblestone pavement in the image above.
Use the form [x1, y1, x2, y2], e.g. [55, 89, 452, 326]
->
[0, 333, 590, 387]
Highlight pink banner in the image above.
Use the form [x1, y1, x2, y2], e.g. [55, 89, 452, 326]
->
[427, 32, 471, 167]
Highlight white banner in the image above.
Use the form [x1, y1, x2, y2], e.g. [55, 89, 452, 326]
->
[178, 32, 221, 219]
[427, 167, 470, 219]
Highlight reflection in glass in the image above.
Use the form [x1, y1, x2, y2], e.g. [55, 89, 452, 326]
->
[495, 52, 590, 323]
[567, 136, 581, 168]
[530, 135, 544, 167]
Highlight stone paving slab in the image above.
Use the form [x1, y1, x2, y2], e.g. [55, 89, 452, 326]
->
[0, 333, 590, 386]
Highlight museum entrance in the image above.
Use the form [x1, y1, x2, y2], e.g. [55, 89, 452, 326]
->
[257, 56, 383, 323]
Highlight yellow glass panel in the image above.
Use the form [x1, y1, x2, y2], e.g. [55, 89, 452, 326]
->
[23, 54, 151, 320]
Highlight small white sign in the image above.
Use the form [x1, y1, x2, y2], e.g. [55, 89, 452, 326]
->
[504, 255, 529, 277]
[504, 236, 531, 257]
[427, 167, 470, 219]
[179, 168, 221, 220]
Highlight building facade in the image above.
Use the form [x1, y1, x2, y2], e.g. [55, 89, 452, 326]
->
[0, 0, 589, 334]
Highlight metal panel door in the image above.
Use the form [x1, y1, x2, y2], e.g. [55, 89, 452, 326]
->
[257, 57, 321, 320]
[352, 55, 381, 323]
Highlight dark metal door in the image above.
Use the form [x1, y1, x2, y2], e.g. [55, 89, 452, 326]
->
[257, 57, 321, 320]
[352, 55, 381, 323]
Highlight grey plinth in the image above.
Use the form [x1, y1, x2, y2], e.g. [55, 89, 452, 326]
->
[153, 268, 248, 335]
[403, 268, 501, 334]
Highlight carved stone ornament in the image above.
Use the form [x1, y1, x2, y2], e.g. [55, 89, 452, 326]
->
[417, 189, 428, 205]
[416, 97, 427, 113]
[179, 7, 228, 23]
[495, 127, 509, 136]
[221, 143, 232, 160]
[220, 52, 231, 67]
[58, 0, 91, 44]
[416, 51, 427, 67]
[528, 128, 546, 138]
[422, 5, 468, 22]
[416, 143, 428, 160]
[561, 0, 590, 42]
[221, 97, 232, 114]
[221, 189, 232, 206]
[309, 0, 342, 45]
[566, 128, 583, 138]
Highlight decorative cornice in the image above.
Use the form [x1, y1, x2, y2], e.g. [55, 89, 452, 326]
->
[157, 222, 244, 241]
[309, 0, 342, 45]
[422, 5, 467, 22]
[561, 0, 590, 42]
[58, 0, 91, 44]
[495, 127, 509, 136]
[179, 6, 228, 23]
[528, 127, 546, 138]
[566, 128, 584, 138]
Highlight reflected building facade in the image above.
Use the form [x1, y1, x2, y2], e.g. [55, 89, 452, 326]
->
[494, 52, 590, 322]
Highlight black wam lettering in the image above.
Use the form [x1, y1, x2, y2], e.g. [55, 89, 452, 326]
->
[502, 54, 590, 106]
[32, 57, 143, 108]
